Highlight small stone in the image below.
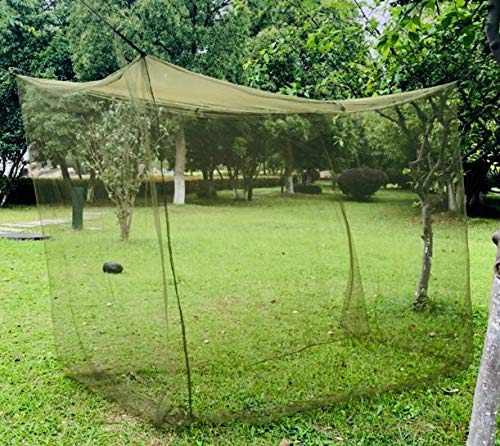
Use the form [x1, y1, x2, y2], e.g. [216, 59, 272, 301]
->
[103, 261, 123, 274]
[428, 331, 436, 337]
[203, 339, 209, 344]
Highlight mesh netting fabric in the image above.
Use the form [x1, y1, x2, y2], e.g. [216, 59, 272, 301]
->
[17, 55, 471, 426]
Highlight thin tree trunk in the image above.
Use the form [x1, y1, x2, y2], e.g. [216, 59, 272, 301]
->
[467, 230, 500, 445]
[173, 127, 186, 205]
[244, 177, 253, 201]
[285, 141, 294, 194]
[414, 200, 433, 309]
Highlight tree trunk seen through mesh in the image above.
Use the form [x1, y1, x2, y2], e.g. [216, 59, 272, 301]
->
[414, 201, 433, 309]
[118, 201, 133, 241]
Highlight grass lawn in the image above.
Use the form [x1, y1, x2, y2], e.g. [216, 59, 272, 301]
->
[0, 187, 498, 445]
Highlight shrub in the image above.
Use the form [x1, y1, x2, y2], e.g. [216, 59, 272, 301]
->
[294, 184, 322, 194]
[337, 167, 388, 200]
[385, 167, 411, 189]
[301, 169, 320, 184]
[197, 182, 217, 198]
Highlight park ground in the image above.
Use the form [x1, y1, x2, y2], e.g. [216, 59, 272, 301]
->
[0, 188, 499, 445]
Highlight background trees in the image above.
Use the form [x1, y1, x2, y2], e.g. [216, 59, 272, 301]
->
[374, 0, 499, 214]
[0, 0, 498, 214]
[0, 0, 74, 205]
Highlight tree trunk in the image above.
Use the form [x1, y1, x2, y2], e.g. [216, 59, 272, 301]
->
[173, 127, 186, 205]
[485, 0, 500, 66]
[448, 180, 458, 215]
[285, 141, 294, 194]
[243, 177, 253, 201]
[455, 177, 466, 216]
[86, 169, 96, 203]
[118, 204, 132, 241]
[414, 201, 433, 310]
[467, 230, 500, 446]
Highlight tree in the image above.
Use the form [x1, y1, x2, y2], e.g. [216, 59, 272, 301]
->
[264, 115, 310, 194]
[233, 120, 270, 201]
[0, 70, 27, 206]
[377, 91, 462, 309]
[374, 0, 499, 215]
[243, 0, 370, 98]
[78, 99, 153, 241]
[0, 0, 74, 205]
[119, 0, 254, 204]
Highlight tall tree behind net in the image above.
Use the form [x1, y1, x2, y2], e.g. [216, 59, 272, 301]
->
[16, 55, 471, 426]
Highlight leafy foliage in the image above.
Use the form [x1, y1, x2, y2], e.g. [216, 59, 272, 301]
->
[0, 0, 73, 205]
[77, 99, 154, 240]
[373, 0, 499, 212]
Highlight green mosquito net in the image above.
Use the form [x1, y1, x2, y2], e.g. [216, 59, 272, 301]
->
[17, 55, 472, 426]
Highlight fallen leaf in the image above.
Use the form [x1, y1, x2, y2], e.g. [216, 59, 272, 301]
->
[279, 439, 291, 446]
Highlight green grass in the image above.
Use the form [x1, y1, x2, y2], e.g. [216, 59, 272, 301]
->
[0, 188, 498, 445]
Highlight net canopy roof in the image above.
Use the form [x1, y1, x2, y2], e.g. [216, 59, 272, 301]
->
[17, 54, 471, 427]
[18, 55, 455, 115]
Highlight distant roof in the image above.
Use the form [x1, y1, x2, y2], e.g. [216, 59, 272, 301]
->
[17, 55, 455, 116]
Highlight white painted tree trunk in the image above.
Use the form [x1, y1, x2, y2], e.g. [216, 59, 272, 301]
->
[448, 181, 458, 214]
[285, 141, 294, 194]
[173, 127, 186, 205]
[467, 230, 500, 446]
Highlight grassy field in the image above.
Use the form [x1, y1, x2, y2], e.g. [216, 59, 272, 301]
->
[0, 188, 498, 445]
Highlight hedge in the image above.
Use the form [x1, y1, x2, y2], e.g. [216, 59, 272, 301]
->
[294, 184, 322, 194]
[5, 176, 282, 206]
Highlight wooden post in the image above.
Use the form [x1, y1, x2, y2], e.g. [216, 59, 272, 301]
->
[467, 230, 500, 445]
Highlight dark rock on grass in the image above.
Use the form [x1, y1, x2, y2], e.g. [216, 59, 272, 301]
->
[103, 261, 123, 274]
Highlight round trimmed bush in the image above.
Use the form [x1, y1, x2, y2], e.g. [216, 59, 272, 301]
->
[337, 167, 388, 200]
